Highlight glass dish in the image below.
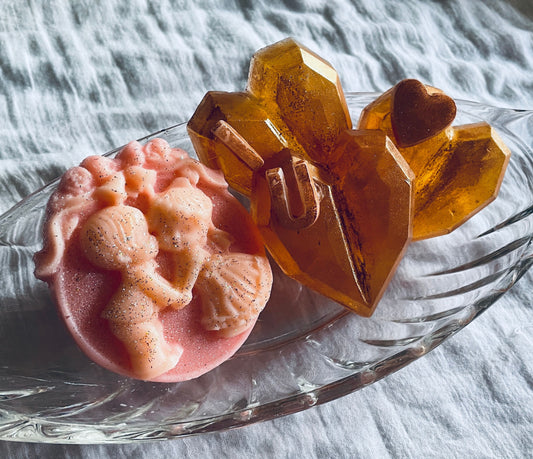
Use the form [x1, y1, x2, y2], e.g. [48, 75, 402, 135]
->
[0, 93, 531, 444]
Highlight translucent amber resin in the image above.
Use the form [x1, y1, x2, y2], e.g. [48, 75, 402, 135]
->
[359, 79, 511, 240]
[188, 39, 413, 316]
[188, 41, 511, 316]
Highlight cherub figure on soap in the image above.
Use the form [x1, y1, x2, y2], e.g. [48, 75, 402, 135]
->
[148, 174, 272, 338]
[80, 205, 186, 380]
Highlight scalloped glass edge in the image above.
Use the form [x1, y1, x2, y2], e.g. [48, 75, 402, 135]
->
[0, 93, 531, 443]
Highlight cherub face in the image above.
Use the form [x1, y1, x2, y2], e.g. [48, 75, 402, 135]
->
[148, 181, 213, 253]
[81, 205, 158, 270]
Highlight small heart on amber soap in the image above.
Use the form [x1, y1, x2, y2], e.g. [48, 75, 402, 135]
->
[391, 79, 456, 148]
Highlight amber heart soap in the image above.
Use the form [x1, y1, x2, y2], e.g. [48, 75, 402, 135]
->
[359, 79, 510, 240]
[391, 79, 457, 148]
[188, 39, 414, 317]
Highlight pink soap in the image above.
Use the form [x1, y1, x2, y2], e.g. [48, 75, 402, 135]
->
[35, 139, 272, 382]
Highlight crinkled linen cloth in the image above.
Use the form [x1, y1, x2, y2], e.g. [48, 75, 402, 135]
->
[1, 0, 532, 457]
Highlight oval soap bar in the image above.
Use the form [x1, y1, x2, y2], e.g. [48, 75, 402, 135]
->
[35, 139, 272, 382]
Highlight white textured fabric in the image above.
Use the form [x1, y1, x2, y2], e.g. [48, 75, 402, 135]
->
[1, 0, 532, 456]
